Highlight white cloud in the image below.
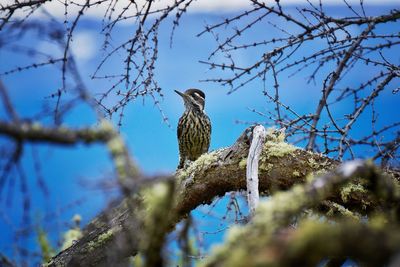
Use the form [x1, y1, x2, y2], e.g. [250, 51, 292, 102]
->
[36, 31, 97, 63]
[184, 0, 399, 12]
[37, 41, 62, 59]
[70, 31, 97, 63]
[190, 0, 251, 12]
[1, 0, 398, 21]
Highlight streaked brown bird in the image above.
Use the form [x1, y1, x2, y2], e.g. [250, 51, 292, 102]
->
[175, 89, 211, 169]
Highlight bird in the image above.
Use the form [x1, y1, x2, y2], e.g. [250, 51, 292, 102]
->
[175, 89, 211, 169]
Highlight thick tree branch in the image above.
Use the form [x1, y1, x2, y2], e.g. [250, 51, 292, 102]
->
[45, 127, 400, 266]
[46, 127, 342, 266]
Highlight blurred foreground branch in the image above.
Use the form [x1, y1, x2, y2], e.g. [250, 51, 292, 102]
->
[202, 160, 400, 267]
[0, 121, 113, 145]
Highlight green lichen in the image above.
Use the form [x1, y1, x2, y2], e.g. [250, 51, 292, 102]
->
[251, 128, 300, 176]
[99, 119, 114, 132]
[107, 136, 124, 156]
[60, 214, 83, 251]
[260, 162, 274, 171]
[340, 183, 367, 203]
[293, 170, 301, 177]
[308, 157, 317, 168]
[37, 227, 56, 263]
[239, 159, 247, 169]
[131, 253, 144, 267]
[201, 185, 310, 267]
[60, 228, 82, 251]
[304, 158, 332, 180]
[177, 149, 221, 182]
[325, 201, 360, 220]
[255, 185, 308, 228]
[98, 231, 113, 243]
[72, 214, 82, 224]
[31, 122, 42, 131]
[264, 141, 297, 159]
[307, 157, 332, 173]
[308, 168, 329, 181]
[261, 129, 297, 162]
[105, 130, 135, 180]
[142, 183, 170, 215]
[139, 181, 174, 265]
[42, 260, 54, 267]
[204, 225, 248, 267]
[226, 225, 246, 243]
[265, 127, 286, 142]
[102, 120, 125, 157]
[58, 125, 70, 135]
[305, 173, 317, 183]
[369, 214, 388, 229]
[87, 229, 114, 253]
[238, 128, 298, 173]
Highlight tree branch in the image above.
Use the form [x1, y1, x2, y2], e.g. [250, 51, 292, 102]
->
[46, 127, 343, 266]
[0, 121, 113, 145]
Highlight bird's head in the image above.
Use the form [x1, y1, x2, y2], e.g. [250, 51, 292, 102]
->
[175, 88, 206, 112]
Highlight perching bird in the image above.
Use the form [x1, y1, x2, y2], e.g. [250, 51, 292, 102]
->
[175, 89, 211, 169]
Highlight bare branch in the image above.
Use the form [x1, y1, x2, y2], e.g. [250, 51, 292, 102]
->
[246, 125, 266, 215]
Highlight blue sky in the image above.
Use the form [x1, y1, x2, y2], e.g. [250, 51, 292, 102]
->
[0, 1, 399, 265]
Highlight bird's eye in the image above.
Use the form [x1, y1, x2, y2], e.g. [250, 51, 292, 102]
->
[193, 92, 203, 99]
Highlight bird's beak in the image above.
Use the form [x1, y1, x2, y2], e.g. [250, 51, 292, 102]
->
[174, 90, 186, 99]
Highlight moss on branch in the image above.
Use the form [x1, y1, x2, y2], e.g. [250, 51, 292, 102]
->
[47, 127, 400, 266]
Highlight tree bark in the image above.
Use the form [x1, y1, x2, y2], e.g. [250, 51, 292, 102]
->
[46, 127, 396, 266]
